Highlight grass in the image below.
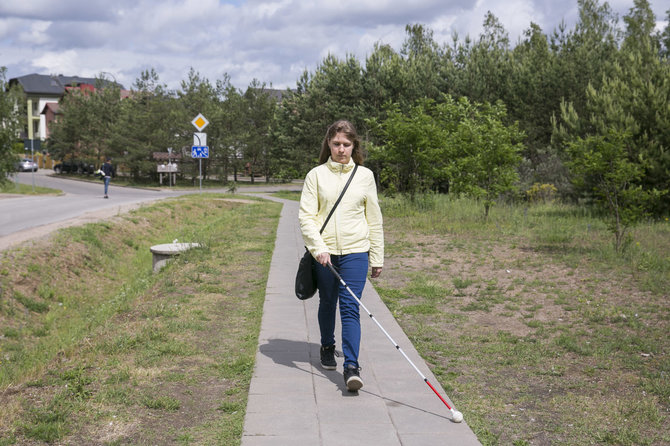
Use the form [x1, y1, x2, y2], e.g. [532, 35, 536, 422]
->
[272, 190, 301, 201]
[0, 180, 60, 195]
[48, 172, 295, 190]
[375, 194, 669, 446]
[0, 193, 280, 444]
[2, 187, 667, 445]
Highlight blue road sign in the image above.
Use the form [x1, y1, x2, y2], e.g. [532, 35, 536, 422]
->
[191, 146, 209, 158]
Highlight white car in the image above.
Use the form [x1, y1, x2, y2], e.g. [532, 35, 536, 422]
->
[17, 158, 38, 172]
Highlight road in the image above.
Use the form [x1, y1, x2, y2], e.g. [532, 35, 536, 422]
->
[0, 170, 190, 250]
[1, 169, 300, 251]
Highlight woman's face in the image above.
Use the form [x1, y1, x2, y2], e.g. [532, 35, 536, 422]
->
[328, 132, 354, 164]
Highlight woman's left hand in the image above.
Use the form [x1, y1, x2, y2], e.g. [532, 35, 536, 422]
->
[316, 252, 331, 267]
[371, 267, 382, 278]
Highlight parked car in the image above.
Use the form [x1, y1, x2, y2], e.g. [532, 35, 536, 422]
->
[53, 160, 95, 174]
[16, 158, 38, 172]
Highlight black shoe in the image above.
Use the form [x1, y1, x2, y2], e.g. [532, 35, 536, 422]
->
[320, 345, 336, 370]
[343, 364, 363, 391]
[104, 195, 109, 199]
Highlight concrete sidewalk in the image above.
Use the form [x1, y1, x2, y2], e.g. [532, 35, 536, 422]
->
[241, 195, 481, 446]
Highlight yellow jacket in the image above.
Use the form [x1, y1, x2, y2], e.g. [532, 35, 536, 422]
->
[299, 157, 384, 267]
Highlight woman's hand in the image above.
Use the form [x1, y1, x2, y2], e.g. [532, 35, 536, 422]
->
[316, 252, 331, 267]
[371, 267, 382, 278]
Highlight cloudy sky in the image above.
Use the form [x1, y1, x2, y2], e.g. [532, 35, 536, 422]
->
[1, 0, 667, 91]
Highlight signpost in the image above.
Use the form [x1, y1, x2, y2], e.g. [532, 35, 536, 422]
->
[191, 114, 209, 192]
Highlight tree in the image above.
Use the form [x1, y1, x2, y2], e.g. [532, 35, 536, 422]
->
[0, 67, 22, 182]
[111, 69, 181, 181]
[214, 76, 246, 182]
[454, 12, 513, 105]
[272, 54, 366, 176]
[239, 79, 276, 182]
[47, 85, 96, 163]
[47, 73, 123, 167]
[445, 97, 524, 216]
[509, 23, 567, 191]
[554, 0, 670, 216]
[566, 129, 657, 252]
[399, 24, 448, 103]
[661, 8, 670, 57]
[369, 95, 523, 216]
[362, 43, 409, 118]
[616, 0, 670, 214]
[551, 0, 620, 124]
[367, 99, 449, 197]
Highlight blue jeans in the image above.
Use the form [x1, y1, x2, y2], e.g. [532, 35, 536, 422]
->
[104, 176, 111, 195]
[315, 252, 368, 369]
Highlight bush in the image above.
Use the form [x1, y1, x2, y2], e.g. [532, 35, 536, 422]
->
[526, 183, 558, 203]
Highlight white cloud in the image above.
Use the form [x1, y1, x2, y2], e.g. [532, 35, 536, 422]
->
[33, 49, 80, 75]
[2, 0, 669, 91]
[18, 21, 52, 46]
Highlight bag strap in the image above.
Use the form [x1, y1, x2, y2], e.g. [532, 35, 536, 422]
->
[319, 164, 358, 234]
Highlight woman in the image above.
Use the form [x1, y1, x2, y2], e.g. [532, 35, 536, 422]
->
[299, 120, 384, 392]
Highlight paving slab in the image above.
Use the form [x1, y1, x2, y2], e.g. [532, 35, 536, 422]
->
[241, 195, 481, 446]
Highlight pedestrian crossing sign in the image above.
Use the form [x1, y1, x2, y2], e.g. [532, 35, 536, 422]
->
[191, 146, 209, 158]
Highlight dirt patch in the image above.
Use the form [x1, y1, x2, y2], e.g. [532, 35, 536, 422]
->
[213, 198, 258, 204]
[375, 227, 668, 445]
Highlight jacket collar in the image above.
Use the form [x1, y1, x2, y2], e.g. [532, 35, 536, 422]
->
[326, 156, 355, 173]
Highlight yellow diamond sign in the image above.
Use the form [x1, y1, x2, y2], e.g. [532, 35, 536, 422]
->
[191, 113, 209, 131]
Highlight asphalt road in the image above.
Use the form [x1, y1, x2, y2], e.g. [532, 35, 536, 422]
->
[1, 169, 301, 251]
[2, 170, 185, 238]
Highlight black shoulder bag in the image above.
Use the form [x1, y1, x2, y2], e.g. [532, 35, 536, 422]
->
[295, 164, 358, 300]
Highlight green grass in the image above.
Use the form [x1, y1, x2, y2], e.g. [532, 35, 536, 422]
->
[376, 194, 669, 446]
[49, 172, 290, 190]
[272, 190, 301, 201]
[0, 180, 60, 195]
[143, 395, 181, 411]
[0, 194, 280, 444]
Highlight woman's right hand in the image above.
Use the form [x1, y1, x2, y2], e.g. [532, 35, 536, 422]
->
[316, 252, 331, 267]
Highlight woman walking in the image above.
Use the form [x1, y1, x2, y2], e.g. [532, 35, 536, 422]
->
[299, 120, 384, 391]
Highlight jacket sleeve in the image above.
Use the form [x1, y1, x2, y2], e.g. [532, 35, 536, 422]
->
[298, 169, 328, 259]
[365, 171, 384, 268]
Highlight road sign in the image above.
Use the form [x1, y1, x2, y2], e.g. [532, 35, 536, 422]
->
[191, 146, 209, 158]
[194, 132, 207, 146]
[191, 113, 209, 131]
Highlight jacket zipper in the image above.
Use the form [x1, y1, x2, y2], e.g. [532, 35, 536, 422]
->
[335, 163, 348, 255]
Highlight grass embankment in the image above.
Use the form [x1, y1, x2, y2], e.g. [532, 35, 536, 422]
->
[0, 194, 281, 444]
[271, 190, 301, 201]
[46, 173, 292, 190]
[0, 181, 60, 195]
[375, 195, 669, 446]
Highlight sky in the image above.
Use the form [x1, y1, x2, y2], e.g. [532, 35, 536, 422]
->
[1, 0, 667, 92]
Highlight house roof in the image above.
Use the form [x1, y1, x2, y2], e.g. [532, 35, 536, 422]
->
[266, 88, 290, 101]
[41, 102, 60, 115]
[9, 73, 125, 95]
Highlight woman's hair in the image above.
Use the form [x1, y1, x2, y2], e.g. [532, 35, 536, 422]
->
[318, 120, 364, 165]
